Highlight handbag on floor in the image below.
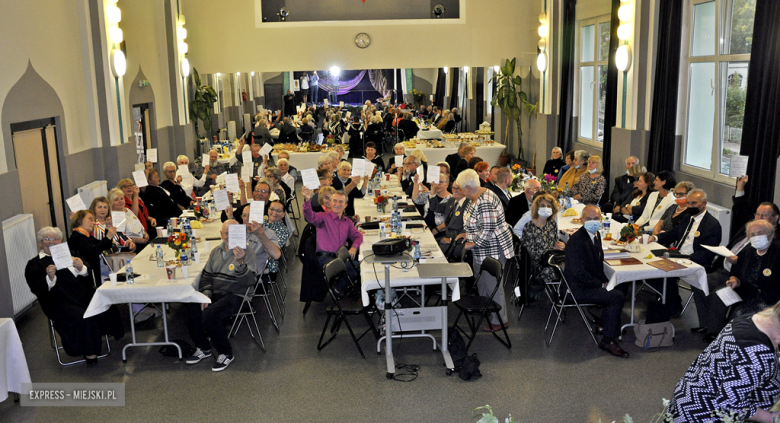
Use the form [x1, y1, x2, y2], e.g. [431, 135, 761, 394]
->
[633, 320, 674, 350]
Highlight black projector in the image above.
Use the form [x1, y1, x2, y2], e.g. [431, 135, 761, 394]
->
[372, 238, 410, 256]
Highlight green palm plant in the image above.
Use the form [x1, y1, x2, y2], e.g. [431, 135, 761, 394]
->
[189, 68, 218, 138]
[490, 58, 537, 162]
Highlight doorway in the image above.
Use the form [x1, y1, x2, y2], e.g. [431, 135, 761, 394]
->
[11, 118, 66, 232]
[133, 103, 152, 164]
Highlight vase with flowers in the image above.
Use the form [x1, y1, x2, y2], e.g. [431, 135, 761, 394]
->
[167, 231, 190, 259]
[620, 223, 642, 252]
[374, 195, 389, 213]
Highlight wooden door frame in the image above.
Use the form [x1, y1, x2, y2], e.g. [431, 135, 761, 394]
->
[10, 117, 66, 231]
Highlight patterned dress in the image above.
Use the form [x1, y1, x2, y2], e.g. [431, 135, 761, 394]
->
[571, 174, 606, 205]
[669, 316, 780, 422]
[264, 220, 290, 272]
[521, 219, 559, 285]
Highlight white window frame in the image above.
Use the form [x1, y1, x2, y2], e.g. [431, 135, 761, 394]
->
[678, 0, 751, 183]
[576, 15, 611, 148]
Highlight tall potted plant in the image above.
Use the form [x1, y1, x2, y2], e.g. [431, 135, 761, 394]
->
[490, 58, 537, 164]
[189, 68, 218, 139]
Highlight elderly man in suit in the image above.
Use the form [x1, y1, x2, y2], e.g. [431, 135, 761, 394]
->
[488, 167, 512, 212]
[505, 178, 541, 227]
[564, 205, 629, 358]
[433, 181, 470, 260]
[649, 189, 722, 316]
[603, 156, 640, 213]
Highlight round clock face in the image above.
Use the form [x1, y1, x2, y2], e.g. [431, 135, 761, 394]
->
[355, 33, 371, 48]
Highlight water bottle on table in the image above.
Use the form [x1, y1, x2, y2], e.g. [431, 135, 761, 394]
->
[156, 245, 164, 267]
[125, 260, 134, 284]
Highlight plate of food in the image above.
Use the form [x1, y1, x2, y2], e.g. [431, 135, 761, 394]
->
[571, 218, 582, 224]
[610, 240, 627, 247]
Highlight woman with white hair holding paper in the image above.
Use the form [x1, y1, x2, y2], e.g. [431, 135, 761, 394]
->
[175, 155, 209, 198]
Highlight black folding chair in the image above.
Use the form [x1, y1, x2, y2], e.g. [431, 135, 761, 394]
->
[543, 254, 599, 347]
[49, 320, 111, 366]
[317, 259, 379, 358]
[452, 257, 511, 351]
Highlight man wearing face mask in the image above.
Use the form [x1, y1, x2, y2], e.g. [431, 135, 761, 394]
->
[649, 189, 722, 316]
[697, 220, 780, 343]
[689, 202, 780, 339]
[564, 205, 629, 357]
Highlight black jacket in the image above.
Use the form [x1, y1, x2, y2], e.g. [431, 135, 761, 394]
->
[656, 211, 722, 267]
[610, 174, 636, 208]
[564, 228, 608, 291]
[398, 119, 419, 140]
[160, 180, 191, 209]
[488, 184, 511, 212]
[278, 124, 298, 144]
[542, 158, 566, 178]
[140, 185, 183, 224]
[505, 194, 531, 227]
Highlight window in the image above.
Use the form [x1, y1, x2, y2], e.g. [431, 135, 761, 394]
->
[577, 17, 610, 146]
[680, 0, 755, 180]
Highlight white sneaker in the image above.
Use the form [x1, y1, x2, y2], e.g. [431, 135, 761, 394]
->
[212, 354, 234, 372]
[185, 348, 212, 364]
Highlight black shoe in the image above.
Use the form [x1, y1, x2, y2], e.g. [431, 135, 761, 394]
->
[703, 334, 717, 343]
[690, 327, 707, 334]
[598, 339, 629, 358]
[592, 324, 604, 336]
[84, 356, 98, 365]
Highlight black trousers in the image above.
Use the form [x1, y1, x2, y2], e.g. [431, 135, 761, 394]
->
[571, 285, 625, 340]
[693, 268, 730, 333]
[186, 294, 242, 356]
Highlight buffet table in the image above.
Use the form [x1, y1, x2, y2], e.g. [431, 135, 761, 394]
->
[406, 142, 506, 167]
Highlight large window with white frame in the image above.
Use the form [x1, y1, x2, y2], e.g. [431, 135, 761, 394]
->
[680, 0, 755, 180]
[577, 16, 611, 146]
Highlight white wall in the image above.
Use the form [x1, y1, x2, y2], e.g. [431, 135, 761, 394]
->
[183, 0, 541, 73]
[0, 0, 101, 173]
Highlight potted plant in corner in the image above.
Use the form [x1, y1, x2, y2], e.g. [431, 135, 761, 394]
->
[189, 68, 218, 140]
[490, 58, 537, 166]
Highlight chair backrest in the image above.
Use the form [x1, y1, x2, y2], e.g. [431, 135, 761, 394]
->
[480, 256, 503, 282]
[323, 258, 346, 287]
[336, 246, 352, 264]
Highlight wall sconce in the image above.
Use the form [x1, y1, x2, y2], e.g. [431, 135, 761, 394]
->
[616, 45, 632, 71]
[463, 66, 469, 74]
[181, 58, 190, 77]
[616, 0, 632, 71]
[432, 4, 445, 19]
[110, 27, 123, 44]
[110, 49, 126, 77]
[537, 12, 548, 72]
[278, 8, 289, 22]
[443, 66, 448, 74]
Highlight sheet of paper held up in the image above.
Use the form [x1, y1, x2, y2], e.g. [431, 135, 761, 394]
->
[242, 151, 253, 168]
[49, 242, 73, 270]
[228, 224, 246, 249]
[225, 173, 240, 193]
[249, 201, 265, 224]
[146, 148, 158, 163]
[203, 154, 210, 166]
[65, 194, 87, 213]
[132, 170, 148, 188]
[259, 143, 273, 157]
[178, 164, 190, 177]
[364, 162, 375, 178]
[213, 189, 230, 211]
[427, 165, 440, 184]
[241, 166, 252, 183]
[702, 245, 735, 257]
[352, 159, 366, 177]
[301, 168, 320, 190]
[729, 155, 749, 178]
[395, 155, 403, 168]
[716, 286, 742, 307]
[111, 211, 126, 232]
[339, 101, 344, 108]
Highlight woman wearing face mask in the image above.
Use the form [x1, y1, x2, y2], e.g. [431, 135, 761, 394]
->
[571, 155, 606, 205]
[699, 219, 780, 343]
[520, 192, 566, 300]
[653, 181, 695, 235]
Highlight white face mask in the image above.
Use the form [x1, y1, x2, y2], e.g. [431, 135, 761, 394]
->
[588, 168, 597, 174]
[538, 207, 553, 218]
[750, 235, 771, 251]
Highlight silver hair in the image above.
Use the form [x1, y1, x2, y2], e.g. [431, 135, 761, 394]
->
[337, 161, 352, 171]
[393, 143, 407, 155]
[163, 161, 177, 171]
[176, 155, 189, 163]
[265, 166, 282, 181]
[574, 150, 590, 162]
[552, 147, 562, 155]
[317, 156, 331, 168]
[456, 169, 481, 191]
[406, 155, 422, 166]
[37, 226, 63, 243]
[746, 219, 775, 238]
[688, 188, 708, 203]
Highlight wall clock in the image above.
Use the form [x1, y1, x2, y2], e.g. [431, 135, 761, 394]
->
[355, 33, 371, 49]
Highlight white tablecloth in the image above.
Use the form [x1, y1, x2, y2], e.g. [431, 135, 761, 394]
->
[411, 143, 506, 167]
[417, 129, 443, 140]
[83, 219, 223, 318]
[271, 151, 348, 177]
[0, 318, 31, 402]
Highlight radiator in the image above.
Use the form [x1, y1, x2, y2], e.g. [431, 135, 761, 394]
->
[707, 202, 732, 247]
[77, 180, 107, 208]
[2, 214, 39, 316]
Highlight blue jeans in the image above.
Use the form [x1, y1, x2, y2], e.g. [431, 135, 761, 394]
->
[310, 86, 318, 103]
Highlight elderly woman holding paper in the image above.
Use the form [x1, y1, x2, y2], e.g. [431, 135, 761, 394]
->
[264, 166, 289, 202]
[175, 155, 209, 198]
[25, 226, 124, 363]
[109, 188, 149, 248]
[88, 197, 135, 253]
[698, 219, 780, 343]
[68, 210, 117, 285]
[331, 161, 368, 219]
[162, 161, 195, 209]
[118, 178, 156, 237]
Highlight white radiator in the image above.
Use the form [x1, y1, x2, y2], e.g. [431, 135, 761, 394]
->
[2, 214, 39, 316]
[707, 203, 732, 246]
[77, 180, 107, 208]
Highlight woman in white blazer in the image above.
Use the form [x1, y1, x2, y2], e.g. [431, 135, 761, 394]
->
[636, 170, 677, 227]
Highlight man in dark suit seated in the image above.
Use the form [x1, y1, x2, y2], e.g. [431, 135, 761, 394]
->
[452, 145, 475, 180]
[140, 169, 182, 225]
[564, 205, 629, 358]
[397, 112, 419, 140]
[488, 167, 512, 212]
[277, 118, 299, 144]
[430, 107, 442, 126]
[445, 143, 469, 177]
[602, 156, 639, 213]
[432, 181, 470, 259]
[649, 189, 722, 316]
[506, 178, 540, 227]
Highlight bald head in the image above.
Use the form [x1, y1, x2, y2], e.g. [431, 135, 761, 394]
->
[524, 179, 542, 202]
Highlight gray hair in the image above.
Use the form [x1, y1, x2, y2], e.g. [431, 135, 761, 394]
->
[405, 155, 422, 166]
[37, 226, 63, 243]
[163, 161, 177, 171]
[746, 219, 775, 239]
[393, 143, 407, 155]
[552, 147, 562, 155]
[254, 177, 273, 192]
[574, 150, 590, 162]
[176, 155, 189, 163]
[675, 181, 696, 193]
[277, 158, 289, 166]
[337, 161, 352, 171]
[456, 169, 481, 191]
[688, 188, 708, 203]
[265, 166, 282, 181]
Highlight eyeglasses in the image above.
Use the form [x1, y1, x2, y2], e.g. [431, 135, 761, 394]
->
[269, 208, 285, 214]
[254, 189, 270, 194]
[756, 212, 776, 219]
[42, 237, 60, 242]
[674, 192, 687, 198]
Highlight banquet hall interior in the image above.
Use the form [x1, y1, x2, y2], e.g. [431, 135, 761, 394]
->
[2, 0, 780, 421]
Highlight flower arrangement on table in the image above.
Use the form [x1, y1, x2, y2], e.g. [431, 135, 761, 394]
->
[193, 204, 208, 220]
[509, 164, 525, 192]
[541, 173, 557, 191]
[167, 231, 190, 258]
[374, 195, 389, 212]
[620, 223, 641, 243]
[412, 89, 425, 107]
[325, 134, 336, 147]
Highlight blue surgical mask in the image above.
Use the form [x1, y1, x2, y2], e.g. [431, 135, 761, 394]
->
[584, 220, 602, 234]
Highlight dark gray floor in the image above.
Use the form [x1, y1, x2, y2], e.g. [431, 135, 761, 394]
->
[0, 183, 707, 422]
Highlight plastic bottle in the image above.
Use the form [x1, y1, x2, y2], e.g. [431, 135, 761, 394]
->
[156, 245, 164, 267]
[181, 248, 189, 266]
[628, 215, 634, 226]
[167, 219, 173, 236]
[413, 239, 421, 261]
[394, 213, 403, 237]
[603, 216, 611, 237]
[124, 260, 134, 284]
[191, 238, 198, 254]
[392, 195, 398, 212]
[379, 223, 387, 240]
